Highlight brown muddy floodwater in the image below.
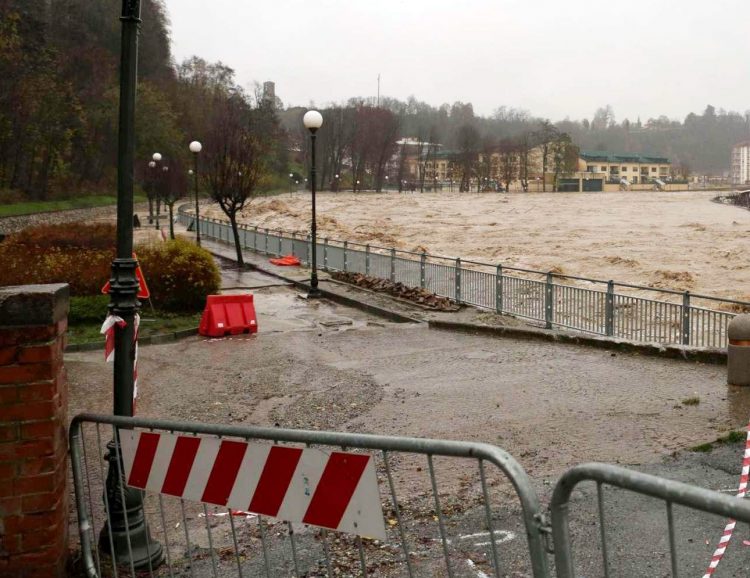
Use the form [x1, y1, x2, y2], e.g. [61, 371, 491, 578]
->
[207, 190, 750, 302]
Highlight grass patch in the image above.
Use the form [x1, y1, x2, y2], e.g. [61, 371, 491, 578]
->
[67, 308, 202, 346]
[690, 430, 745, 453]
[717, 430, 745, 444]
[682, 396, 700, 406]
[0, 194, 146, 218]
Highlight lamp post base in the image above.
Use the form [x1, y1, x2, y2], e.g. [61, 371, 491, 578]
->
[99, 440, 164, 570]
[305, 287, 322, 299]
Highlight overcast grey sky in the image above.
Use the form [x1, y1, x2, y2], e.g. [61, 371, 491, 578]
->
[165, 0, 748, 122]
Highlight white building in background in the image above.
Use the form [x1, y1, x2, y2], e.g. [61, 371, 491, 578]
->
[731, 142, 750, 185]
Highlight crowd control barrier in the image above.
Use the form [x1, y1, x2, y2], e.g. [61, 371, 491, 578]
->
[70, 413, 750, 577]
[70, 413, 551, 578]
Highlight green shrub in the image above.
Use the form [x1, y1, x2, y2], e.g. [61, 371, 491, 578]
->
[8, 222, 116, 250]
[0, 223, 219, 312]
[0, 244, 113, 296]
[69, 295, 110, 324]
[136, 238, 220, 312]
[0, 223, 115, 296]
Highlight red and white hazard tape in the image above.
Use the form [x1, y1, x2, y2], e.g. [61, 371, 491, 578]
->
[702, 422, 750, 577]
[101, 314, 140, 413]
[119, 429, 386, 540]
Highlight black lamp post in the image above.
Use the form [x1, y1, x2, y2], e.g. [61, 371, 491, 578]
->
[147, 160, 156, 223]
[303, 110, 323, 297]
[158, 165, 168, 231]
[189, 141, 202, 246]
[103, 0, 163, 569]
[152, 152, 162, 230]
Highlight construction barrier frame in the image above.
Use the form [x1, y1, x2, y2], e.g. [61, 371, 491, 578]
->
[70, 413, 551, 578]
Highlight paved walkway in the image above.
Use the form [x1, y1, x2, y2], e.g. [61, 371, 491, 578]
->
[66, 215, 749, 577]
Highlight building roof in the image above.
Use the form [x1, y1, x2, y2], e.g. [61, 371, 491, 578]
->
[580, 150, 670, 164]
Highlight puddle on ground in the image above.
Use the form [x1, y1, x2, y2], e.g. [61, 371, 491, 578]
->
[251, 286, 382, 333]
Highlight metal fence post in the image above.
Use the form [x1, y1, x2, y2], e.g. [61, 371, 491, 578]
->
[496, 264, 503, 313]
[253, 225, 258, 250]
[455, 258, 462, 303]
[390, 248, 396, 283]
[420, 252, 426, 289]
[323, 238, 328, 270]
[264, 228, 269, 255]
[605, 280, 615, 336]
[278, 231, 283, 256]
[545, 272, 554, 329]
[343, 241, 348, 272]
[291, 231, 296, 257]
[682, 291, 691, 345]
[365, 245, 371, 276]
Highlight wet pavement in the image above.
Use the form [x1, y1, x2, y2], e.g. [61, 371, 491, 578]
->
[66, 253, 750, 577]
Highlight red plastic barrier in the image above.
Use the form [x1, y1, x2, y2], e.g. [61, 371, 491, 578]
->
[269, 255, 301, 266]
[199, 294, 258, 337]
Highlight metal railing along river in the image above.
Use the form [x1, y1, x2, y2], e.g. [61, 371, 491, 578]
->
[178, 206, 749, 349]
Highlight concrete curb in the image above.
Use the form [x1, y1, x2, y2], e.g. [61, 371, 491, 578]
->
[428, 320, 727, 365]
[65, 327, 199, 353]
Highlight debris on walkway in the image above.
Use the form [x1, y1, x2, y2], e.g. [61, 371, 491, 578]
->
[331, 271, 459, 311]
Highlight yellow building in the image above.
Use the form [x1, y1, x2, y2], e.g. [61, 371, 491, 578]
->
[577, 151, 671, 185]
[404, 147, 546, 189]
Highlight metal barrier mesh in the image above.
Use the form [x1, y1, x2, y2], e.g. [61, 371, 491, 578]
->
[71, 415, 550, 578]
[551, 463, 750, 578]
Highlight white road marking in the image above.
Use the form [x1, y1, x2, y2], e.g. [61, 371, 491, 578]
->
[460, 530, 517, 546]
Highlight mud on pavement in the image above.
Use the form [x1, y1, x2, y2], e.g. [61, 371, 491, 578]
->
[66, 277, 750, 576]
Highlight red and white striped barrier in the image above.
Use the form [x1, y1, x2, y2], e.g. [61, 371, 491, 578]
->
[119, 430, 387, 540]
[101, 314, 140, 413]
[702, 422, 750, 577]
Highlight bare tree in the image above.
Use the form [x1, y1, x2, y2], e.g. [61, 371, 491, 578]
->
[371, 110, 401, 191]
[534, 120, 558, 192]
[517, 132, 533, 191]
[551, 132, 579, 191]
[318, 106, 352, 191]
[456, 124, 480, 192]
[396, 140, 409, 192]
[161, 161, 188, 239]
[203, 91, 267, 265]
[478, 137, 496, 191]
[415, 125, 439, 192]
[497, 139, 519, 192]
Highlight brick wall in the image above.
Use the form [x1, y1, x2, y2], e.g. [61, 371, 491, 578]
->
[0, 284, 69, 578]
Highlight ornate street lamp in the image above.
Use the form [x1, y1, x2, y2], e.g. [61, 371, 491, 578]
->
[147, 160, 156, 223]
[152, 153, 162, 230]
[103, 0, 162, 568]
[303, 110, 323, 297]
[156, 164, 168, 230]
[189, 141, 202, 245]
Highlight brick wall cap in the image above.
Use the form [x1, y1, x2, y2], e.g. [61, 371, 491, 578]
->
[0, 285, 70, 328]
